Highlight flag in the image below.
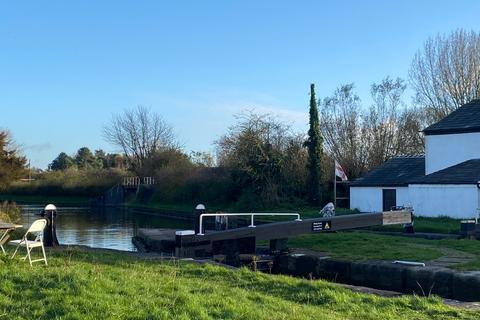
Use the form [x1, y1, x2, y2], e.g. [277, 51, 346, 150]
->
[335, 161, 348, 181]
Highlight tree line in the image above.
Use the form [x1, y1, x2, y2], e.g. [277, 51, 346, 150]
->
[48, 148, 127, 171]
[2, 29, 480, 208]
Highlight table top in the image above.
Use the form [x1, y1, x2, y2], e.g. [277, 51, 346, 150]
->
[0, 222, 23, 230]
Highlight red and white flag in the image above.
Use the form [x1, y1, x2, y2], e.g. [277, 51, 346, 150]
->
[335, 161, 348, 181]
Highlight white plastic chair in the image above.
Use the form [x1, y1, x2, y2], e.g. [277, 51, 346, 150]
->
[8, 219, 48, 266]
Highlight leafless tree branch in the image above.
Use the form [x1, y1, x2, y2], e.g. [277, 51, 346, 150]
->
[103, 106, 176, 172]
[410, 29, 480, 123]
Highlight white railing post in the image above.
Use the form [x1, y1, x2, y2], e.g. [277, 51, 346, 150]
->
[198, 215, 204, 235]
[249, 214, 255, 228]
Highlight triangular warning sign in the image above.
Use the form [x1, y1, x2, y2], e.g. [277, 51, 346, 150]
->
[324, 222, 330, 230]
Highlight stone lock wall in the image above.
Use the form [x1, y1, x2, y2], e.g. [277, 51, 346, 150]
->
[275, 254, 480, 302]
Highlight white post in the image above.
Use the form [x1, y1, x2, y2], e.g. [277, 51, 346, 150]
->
[334, 162, 337, 207]
[198, 215, 204, 235]
[477, 186, 480, 224]
[249, 214, 255, 227]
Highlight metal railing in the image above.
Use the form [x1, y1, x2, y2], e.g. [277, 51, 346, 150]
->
[197, 212, 301, 235]
[122, 176, 156, 186]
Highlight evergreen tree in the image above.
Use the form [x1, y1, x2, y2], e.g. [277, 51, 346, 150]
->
[75, 147, 102, 170]
[305, 84, 324, 205]
[0, 131, 27, 189]
[94, 149, 107, 169]
[49, 152, 76, 171]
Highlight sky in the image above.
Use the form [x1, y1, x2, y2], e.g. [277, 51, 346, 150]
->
[1, 1, 480, 169]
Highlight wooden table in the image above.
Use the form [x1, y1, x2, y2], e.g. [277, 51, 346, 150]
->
[0, 222, 23, 254]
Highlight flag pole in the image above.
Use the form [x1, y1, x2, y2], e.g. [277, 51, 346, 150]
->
[334, 161, 337, 207]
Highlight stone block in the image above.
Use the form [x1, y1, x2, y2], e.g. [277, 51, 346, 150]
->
[350, 261, 405, 292]
[405, 267, 453, 298]
[316, 259, 351, 283]
[295, 255, 319, 277]
[452, 271, 480, 302]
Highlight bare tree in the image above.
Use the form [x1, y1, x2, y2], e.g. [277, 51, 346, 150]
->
[320, 79, 425, 179]
[410, 29, 480, 122]
[364, 77, 408, 167]
[103, 106, 176, 171]
[319, 84, 368, 178]
[396, 106, 427, 155]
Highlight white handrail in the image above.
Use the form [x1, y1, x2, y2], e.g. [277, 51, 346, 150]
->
[197, 213, 302, 235]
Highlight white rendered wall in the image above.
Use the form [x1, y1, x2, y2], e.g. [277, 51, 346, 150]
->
[425, 132, 480, 174]
[397, 187, 410, 208]
[350, 187, 409, 213]
[409, 184, 479, 219]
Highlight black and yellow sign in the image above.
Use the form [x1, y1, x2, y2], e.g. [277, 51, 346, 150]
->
[312, 221, 332, 232]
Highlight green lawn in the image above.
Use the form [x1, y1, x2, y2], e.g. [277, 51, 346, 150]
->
[288, 232, 480, 270]
[0, 247, 476, 320]
[369, 216, 462, 234]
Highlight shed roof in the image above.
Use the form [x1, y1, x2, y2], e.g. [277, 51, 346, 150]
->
[410, 159, 480, 185]
[423, 99, 480, 135]
[350, 156, 425, 187]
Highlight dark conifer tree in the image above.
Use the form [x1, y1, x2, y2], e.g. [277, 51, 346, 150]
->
[305, 84, 324, 205]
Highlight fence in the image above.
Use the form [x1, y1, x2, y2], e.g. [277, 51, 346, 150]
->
[122, 177, 155, 187]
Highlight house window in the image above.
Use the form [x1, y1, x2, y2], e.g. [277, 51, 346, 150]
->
[382, 189, 396, 211]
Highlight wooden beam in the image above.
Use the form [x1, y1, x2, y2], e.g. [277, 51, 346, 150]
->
[382, 210, 412, 225]
[176, 211, 412, 258]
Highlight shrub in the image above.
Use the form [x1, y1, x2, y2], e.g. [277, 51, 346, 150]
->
[6, 168, 125, 197]
[216, 113, 308, 208]
[0, 201, 21, 223]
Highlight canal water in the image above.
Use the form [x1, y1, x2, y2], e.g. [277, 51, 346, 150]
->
[19, 205, 191, 251]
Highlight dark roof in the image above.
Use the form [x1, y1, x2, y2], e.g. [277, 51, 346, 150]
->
[351, 156, 425, 187]
[410, 159, 480, 185]
[423, 99, 480, 135]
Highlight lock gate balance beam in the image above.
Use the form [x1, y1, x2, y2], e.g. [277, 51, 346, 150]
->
[175, 210, 412, 259]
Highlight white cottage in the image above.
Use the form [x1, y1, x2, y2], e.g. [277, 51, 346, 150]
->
[350, 99, 480, 219]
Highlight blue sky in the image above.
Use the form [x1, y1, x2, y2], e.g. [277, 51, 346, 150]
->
[1, 1, 479, 169]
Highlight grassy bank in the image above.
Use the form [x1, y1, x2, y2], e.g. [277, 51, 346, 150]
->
[125, 200, 202, 213]
[5, 168, 124, 198]
[369, 216, 462, 235]
[0, 247, 476, 320]
[126, 199, 356, 217]
[0, 194, 89, 205]
[288, 232, 480, 270]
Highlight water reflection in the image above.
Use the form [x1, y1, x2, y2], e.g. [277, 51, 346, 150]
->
[20, 205, 191, 251]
